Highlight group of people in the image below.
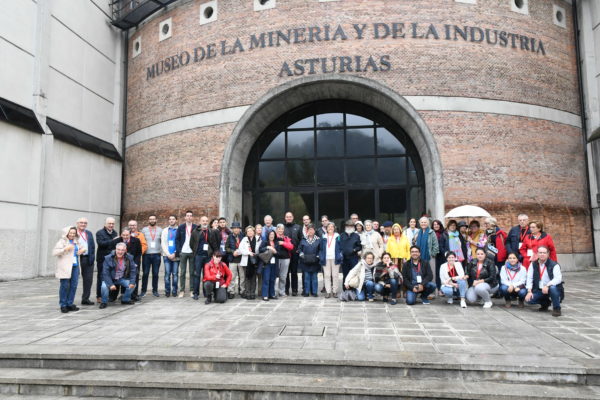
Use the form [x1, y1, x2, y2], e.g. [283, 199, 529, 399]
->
[52, 211, 565, 316]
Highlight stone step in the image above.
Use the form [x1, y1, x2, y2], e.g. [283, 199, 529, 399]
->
[0, 368, 599, 400]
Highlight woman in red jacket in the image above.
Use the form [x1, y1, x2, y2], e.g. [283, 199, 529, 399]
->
[520, 221, 557, 269]
[483, 217, 507, 268]
[203, 252, 232, 304]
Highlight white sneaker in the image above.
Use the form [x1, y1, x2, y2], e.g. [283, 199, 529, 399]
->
[178, 292, 184, 298]
[446, 298, 454, 304]
[460, 299, 467, 308]
[483, 301, 493, 309]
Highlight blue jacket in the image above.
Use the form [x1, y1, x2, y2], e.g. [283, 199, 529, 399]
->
[339, 232, 362, 259]
[175, 223, 197, 256]
[506, 225, 530, 260]
[80, 229, 95, 265]
[102, 252, 137, 287]
[437, 232, 448, 259]
[319, 235, 343, 265]
[298, 238, 322, 273]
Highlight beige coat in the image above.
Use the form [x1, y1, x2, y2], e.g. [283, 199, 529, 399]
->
[361, 230, 384, 262]
[53, 227, 84, 279]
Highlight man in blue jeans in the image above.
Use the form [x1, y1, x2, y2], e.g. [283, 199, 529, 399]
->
[161, 215, 180, 297]
[525, 246, 564, 317]
[401, 246, 436, 305]
[100, 243, 137, 309]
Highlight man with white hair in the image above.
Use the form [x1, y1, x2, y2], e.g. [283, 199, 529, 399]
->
[95, 217, 119, 303]
[76, 217, 95, 305]
[261, 215, 276, 241]
[413, 217, 439, 295]
[99, 242, 137, 309]
[506, 214, 530, 262]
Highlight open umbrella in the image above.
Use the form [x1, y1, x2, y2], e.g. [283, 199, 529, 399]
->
[444, 205, 492, 219]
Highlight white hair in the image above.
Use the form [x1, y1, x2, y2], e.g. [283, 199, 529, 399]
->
[485, 217, 498, 226]
[276, 223, 285, 230]
[419, 217, 430, 224]
[116, 243, 127, 250]
[518, 214, 528, 219]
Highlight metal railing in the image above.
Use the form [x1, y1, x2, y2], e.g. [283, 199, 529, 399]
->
[110, 0, 178, 29]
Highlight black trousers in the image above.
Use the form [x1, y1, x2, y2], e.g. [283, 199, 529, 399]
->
[79, 255, 93, 302]
[96, 261, 104, 299]
[286, 252, 299, 294]
[203, 281, 228, 303]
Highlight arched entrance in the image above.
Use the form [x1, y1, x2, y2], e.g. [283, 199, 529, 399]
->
[242, 100, 425, 227]
[219, 75, 443, 223]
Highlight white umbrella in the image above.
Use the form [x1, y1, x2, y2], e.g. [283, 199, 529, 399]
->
[443, 205, 492, 219]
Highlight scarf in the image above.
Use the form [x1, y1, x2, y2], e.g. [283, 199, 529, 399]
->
[416, 228, 430, 260]
[505, 260, 521, 272]
[447, 231, 464, 261]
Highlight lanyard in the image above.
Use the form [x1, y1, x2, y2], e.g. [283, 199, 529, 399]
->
[476, 263, 483, 279]
[202, 230, 208, 242]
[169, 228, 176, 240]
[79, 230, 87, 242]
[327, 234, 334, 248]
[519, 228, 528, 243]
[539, 264, 547, 281]
[235, 236, 240, 249]
[414, 262, 421, 275]
[149, 227, 156, 241]
[448, 264, 456, 278]
[507, 268, 518, 281]
[117, 258, 124, 271]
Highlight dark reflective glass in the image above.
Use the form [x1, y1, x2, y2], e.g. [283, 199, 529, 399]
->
[318, 192, 345, 230]
[289, 116, 313, 129]
[346, 159, 375, 184]
[287, 160, 314, 186]
[259, 192, 285, 222]
[316, 113, 343, 128]
[346, 114, 372, 126]
[379, 188, 407, 223]
[287, 130, 314, 158]
[409, 187, 425, 218]
[289, 192, 315, 220]
[317, 128, 344, 157]
[377, 128, 405, 155]
[378, 157, 407, 185]
[317, 160, 344, 186]
[408, 158, 418, 184]
[259, 161, 285, 188]
[346, 128, 375, 156]
[348, 190, 375, 221]
[261, 132, 285, 159]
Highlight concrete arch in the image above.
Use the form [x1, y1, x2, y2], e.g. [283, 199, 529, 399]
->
[219, 74, 444, 221]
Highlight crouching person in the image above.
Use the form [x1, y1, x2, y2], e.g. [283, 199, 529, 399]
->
[402, 246, 436, 305]
[203, 252, 232, 304]
[499, 252, 527, 308]
[525, 246, 564, 317]
[100, 243, 137, 309]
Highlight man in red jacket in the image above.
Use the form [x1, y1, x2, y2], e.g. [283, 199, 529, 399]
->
[203, 252, 232, 304]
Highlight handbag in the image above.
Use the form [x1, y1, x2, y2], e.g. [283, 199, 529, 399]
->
[339, 289, 357, 302]
[258, 250, 273, 264]
[249, 255, 258, 265]
[303, 254, 318, 264]
[347, 274, 360, 289]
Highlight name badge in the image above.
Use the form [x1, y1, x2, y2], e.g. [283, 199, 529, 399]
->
[518, 242, 522, 249]
[73, 256, 78, 265]
[216, 281, 220, 289]
[203, 244, 209, 251]
[270, 257, 276, 264]
[527, 249, 533, 257]
[168, 240, 174, 247]
[150, 242, 156, 249]
[539, 281, 544, 290]
[416, 276, 422, 284]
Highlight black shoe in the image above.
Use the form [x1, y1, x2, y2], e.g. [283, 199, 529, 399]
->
[60, 307, 69, 313]
[67, 305, 80, 312]
[292, 291, 298, 297]
[165, 292, 171, 298]
[172, 292, 177, 297]
[99, 303, 107, 309]
[193, 294, 199, 300]
[205, 296, 212, 304]
[228, 293, 235, 300]
[81, 299, 94, 306]
[241, 293, 247, 299]
[302, 293, 309, 297]
[539, 305, 549, 312]
[121, 300, 134, 305]
[268, 296, 277, 300]
[153, 291, 159, 297]
[311, 293, 318, 297]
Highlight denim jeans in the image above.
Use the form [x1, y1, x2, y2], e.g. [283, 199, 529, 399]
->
[59, 265, 79, 308]
[356, 280, 376, 301]
[193, 254, 209, 296]
[374, 278, 399, 299]
[528, 286, 562, 310]
[163, 257, 179, 295]
[406, 281, 436, 305]
[262, 262, 277, 298]
[101, 278, 134, 304]
[441, 279, 467, 299]
[303, 271, 318, 295]
[142, 253, 161, 293]
[499, 284, 526, 301]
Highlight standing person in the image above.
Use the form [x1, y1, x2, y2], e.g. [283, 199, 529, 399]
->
[439, 251, 468, 308]
[240, 225, 260, 300]
[444, 220, 467, 264]
[372, 221, 381, 234]
[339, 220, 362, 285]
[209, 218, 219, 230]
[350, 213, 359, 225]
[217, 217, 231, 257]
[128, 220, 147, 256]
[284, 212, 302, 296]
[432, 219, 447, 294]
[386, 223, 410, 266]
[482, 217, 508, 269]
[404, 218, 419, 245]
[355, 221, 365, 243]
[225, 222, 246, 298]
[319, 222, 342, 298]
[344, 252, 377, 301]
[525, 246, 564, 317]
[259, 230, 279, 301]
[402, 246, 436, 305]
[413, 217, 439, 297]
[301, 215, 312, 239]
[95, 217, 119, 303]
[161, 215, 179, 297]
[381, 221, 393, 245]
[99, 243, 137, 309]
[141, 215, 162, 297]
[499, 252, 527, 308]
[362, 220, 384, 263]
[255, 224, 264, 292]
[458, 221, 471, 260]
[276, 223, 294, 297]
[203, 252, 232, 304]
[506, 214, 530, 260]
[115, 229, 142, 302]
[76, 217, 95, 306]
[466, 248, 499, 308]
[53, 226, 85, 313]
[317, 215, 329, 238]
[299, 225, 322, 297]
[374, 252, 401, 305]
[175, 211, 197, 298]
[261, 215, 276, 241]
[467, 220, 485, 258]
[520, 221, 557, 269]
[190, 216, 219, 300]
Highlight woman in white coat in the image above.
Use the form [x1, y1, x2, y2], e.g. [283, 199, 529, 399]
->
[53, 226, 86, 313]
[239, 226, 262, 300]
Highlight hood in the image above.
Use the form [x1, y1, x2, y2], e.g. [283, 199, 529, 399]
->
[392, 223, 403, 235]
[62, 226, 78, 241]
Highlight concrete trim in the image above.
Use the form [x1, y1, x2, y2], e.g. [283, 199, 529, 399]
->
[557, 253, 596, 271]
[218, 74, 445, 222]
[126, 97, 581, 148]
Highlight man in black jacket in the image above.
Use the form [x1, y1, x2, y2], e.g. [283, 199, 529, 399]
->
[76, 217, 96, 305]
[284, 211, 302, 296]
[95, 217, 119, 303]
[506, 214, 530, 261]
[225, 222, 245, 298]
[100, 243, 137, 309]
[402, 246, 436, 305]
[115, 229, 143, 301]
[190, 216, 220, 300]
[339, 219, 362, 284]
[175, 210, 197, 298]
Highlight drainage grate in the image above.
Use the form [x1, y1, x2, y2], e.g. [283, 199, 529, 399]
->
[279, 325, 325, 337]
